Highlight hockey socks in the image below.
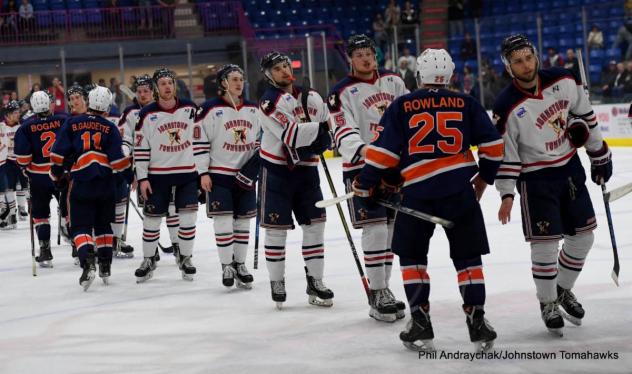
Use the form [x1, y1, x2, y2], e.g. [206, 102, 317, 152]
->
[177, 211, 196, 257]
[264, 229, 286, 281]
[166, 205, 180, 245]
[74, 233, 95, 269]
[558, 232, 592, 290]
[400, 257, 430, 313]
[454, 257, 486, 307]
[33, 218, 51, 241]
[111, 199, 127, 238]
[214, 215, 235, 265]
[142, 216, 162, 257]
[233, 218, 250, 263]
[361, 224, 388, 290]
[531, 242, 559, 303]
[301, 222, 325, 279]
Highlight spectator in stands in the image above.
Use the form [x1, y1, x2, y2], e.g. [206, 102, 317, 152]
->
[109, 77, 124, 108]
[1, 0, 18, 35]
[600, 60, 618, 90]
[625, 61, 632, 94]
[587, 25, 604, 50]
[542, 47, 564, 68]
[138, 0, 153, 30]
[105, 0, 121, 32]
[176, 77, 191, 100]
[564, 49, 580, 78]
[462, 65, 475, 94]
[373, 13, 387, 52]
[48, 77, 65, 113]
[400, 1, 417, 39]
[460, 32, 476, 60]
[18, 0, 34, 32]
[98, 78, 106, 86]
[613, 19, 632, 60]
[397, 56, 416, 91]
[400, 47, 416, 72]
[25, 82, 40, 103]
[448, 0, 464, 37]
[203, 65, 218, 99]
[383, 50, 393, 70]
[158, 0, 176, 37]
[602, 62, 627, 97]
[10, 91, 18, 101]
[384, 0, 401, 31]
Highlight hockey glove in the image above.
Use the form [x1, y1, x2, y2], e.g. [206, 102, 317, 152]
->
[53, 173, 70, 191]
[352, 174, 379, 209]
[380, 168, 404, 198]
[586, 141, 613, 185]
[565, 117, 590, 148]
[307, 121, 333, 155]
[236, 153, 260, 190]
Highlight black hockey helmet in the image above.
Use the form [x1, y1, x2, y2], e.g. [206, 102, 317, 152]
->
[66, 84, 87, 100]
[217, 64, 245, 93]
[260, 51, 291, 72]
[152, 67, 176, 85]
[132, 74, 153, 92]
[346, 34, 376, 57]
[500, 34, 536, 65]
[5, 100, 20, 113]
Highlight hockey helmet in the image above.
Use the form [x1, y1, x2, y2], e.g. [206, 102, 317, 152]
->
[346, 34, 376, 57]
[5, 100, 21, 113]
[500, 34, 537, 66]
[30, 91, 52, 114]
[88, 86, 113, 112]
[415, 48, 455, 86]
[132, 74, 153, 92]
[153, 67, 176, 85]
[217, 64, 245, 90]
[66, 84, 87, 100]
[260, 51, 292, 86]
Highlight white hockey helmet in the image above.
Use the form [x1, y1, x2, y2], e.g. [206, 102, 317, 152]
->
[88, 86, 113, 112]
[30, 91, 51, 114]
[416, 48, 455, 86]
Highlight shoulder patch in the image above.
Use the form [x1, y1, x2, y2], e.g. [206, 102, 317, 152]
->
[327, 92, 341, 111]
[260, 99, 275, 115]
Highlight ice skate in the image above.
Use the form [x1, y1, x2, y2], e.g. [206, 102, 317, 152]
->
[18, 206, 28, 221]
[172, 243, 181, 266]
[98, 260, 111, 285]
[368, 288, 398, 322]
[135, 257, 156, 283]
[464, 305, 497, 353]
[79, 260, 96, 291]
[232, 262, 253, 289]
[270, 279, 286, 309]
[113, 237, 134, 259]
[178, 254, 196, 281]
[221, 263, 236, 287]
[61, 224, 72, 244]
[304, 267, 333, 307]
[71, 243, 80, 266]
[36, 240, 53, 268]
[385, 287, 406, 319]
[540, 302, 564, 337]
[400, 306, 435, 352]
[1, 213, 17, 230]
[160, 243, 176, 254]
[557, 285, 584, 326]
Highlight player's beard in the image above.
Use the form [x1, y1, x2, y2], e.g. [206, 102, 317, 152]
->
[514, 69, 538, 84]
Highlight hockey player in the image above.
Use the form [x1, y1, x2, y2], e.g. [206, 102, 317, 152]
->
[328, 34, 408, 322]
[14, 91, 68, 267]
[494, 35, 612, 336]
[134, 68, 199, 282]
[354, 49, 503, 352]
[50, 86, 131, 290]
[195, 64, 260, 289]
[258, 51, 334, 308]
[0, 115, 9, 228]
[1, 101, 25, 229]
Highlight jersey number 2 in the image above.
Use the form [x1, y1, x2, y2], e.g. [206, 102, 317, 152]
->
[408, 112, 463, 154]
[40, 131, 56, 157]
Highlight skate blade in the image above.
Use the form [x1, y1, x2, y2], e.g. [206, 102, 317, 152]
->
[101, 276, 110, 285]
[369, 308, 397, 323]
[474, 340, 495, 353]
[236, 280, 252, 289]
[73, 258, 80, 266]
[547, 327, 564, 337]
[222, 281, 235, 288]
[136, 272, 153, 283]
[181, 272, 195, 281]
[560, 310, 582, 326]
[115, 252, 134, 259]
[38, 261, 53, 268]
[81, 277, 95, 291]
[276, 302, 284, 310]
[308, 295, 333, 307]
[402, 339, 436, 353]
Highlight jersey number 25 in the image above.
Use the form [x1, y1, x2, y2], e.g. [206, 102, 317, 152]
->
[408, 112, 463, 155]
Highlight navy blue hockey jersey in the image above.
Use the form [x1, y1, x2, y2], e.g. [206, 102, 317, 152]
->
[50, 113, 130, 182]
[359, 88, 504, 199]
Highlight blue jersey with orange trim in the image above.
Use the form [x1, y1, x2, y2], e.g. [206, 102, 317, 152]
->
[50, 113, 130, 182]
[14, 113, 68, 186]
[359, 88, 503, 199]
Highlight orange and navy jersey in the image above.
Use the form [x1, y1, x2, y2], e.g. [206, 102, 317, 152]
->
[359, 88, 503, 199]
[14, 113, 68, 185]
[50, 114, 130, 182]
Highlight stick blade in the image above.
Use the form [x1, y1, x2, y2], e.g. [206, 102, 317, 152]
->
[611, 269, 620, 287]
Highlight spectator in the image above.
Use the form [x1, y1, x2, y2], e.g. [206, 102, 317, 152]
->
[383, 50, 393, 70]
[448, 0, 464, 37]
[460, 32, 476, 60]
[397, 56, 416, 91]
[542, 47, 564, 68]
[104, 0, 121, 32]
[176, 78, 191, 100]
[157, 0, 176, 37]
[138, 0, 153, 30]
[401, 1, 417, 26]
[18, 0, 34, 32]
[109, 77, 124, 108]
[613, 20, 632, 60]
[10, 91, 18, 101]
[602, 62, 627, 97]
[625, 61, 632, 94]
[462, 65, 475, 94]
[1, 0, 18, 34]
[400, 47, 416, 72]
[384, 0, 401, 30]
[564, 49, 580, 78]
[25, 82, 40, 103]
[587, 25, 604, 50]
[372, 13, 387, 52]
[600, 60, 618, 89]
[203, 66, 219, 99]
[48, 77, 65, 113]
[98, 78, 106, 86]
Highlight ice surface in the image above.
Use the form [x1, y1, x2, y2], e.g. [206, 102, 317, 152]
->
[0, 150, 630, 373]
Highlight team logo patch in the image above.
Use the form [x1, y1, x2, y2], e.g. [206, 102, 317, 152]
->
[168, 129, 182, 145]
[327, 93, 341, 110]
[268, 212, 280, 224]
[149, 114, 158, 121]
[350, 87, 359, 94]
[232, 127, 248, 144]
[261, 100, 273, 114]
[145, 203, 155, 213]
[536, 221, 550, 235]
[210, 201, 221, 211]
[216, 110, 223, 117]
[517, 107, 527, 118]
[357, 208, 369, 221]
[547, 112, 566, 136]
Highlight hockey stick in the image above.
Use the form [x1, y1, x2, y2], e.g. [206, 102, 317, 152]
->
[577, 48, 619, 286]
[129, 198, 168, 252]
[254, 166, 262, 269]
[315, 192, 354, 208]
[119, 84, 136, 101]
[56, 205, 61, 245]
[122, 185, 131, 242]
[28, 194, 37, 276]
[376, 198, 454, 229]
[604, 182, 632, 203]
[301, 77, 370, 298]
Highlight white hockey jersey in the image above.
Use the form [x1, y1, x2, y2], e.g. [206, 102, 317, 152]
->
[0, 122, 7, 167]
[493, 67, 605, 197]
[118, 102, 142, 157]
[327, 69, 408, 172]
[134, 99, 198, 182]
[194, 97, 261, 185]
[3, 122, 20, 162]
[258, 85, 329, 168]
